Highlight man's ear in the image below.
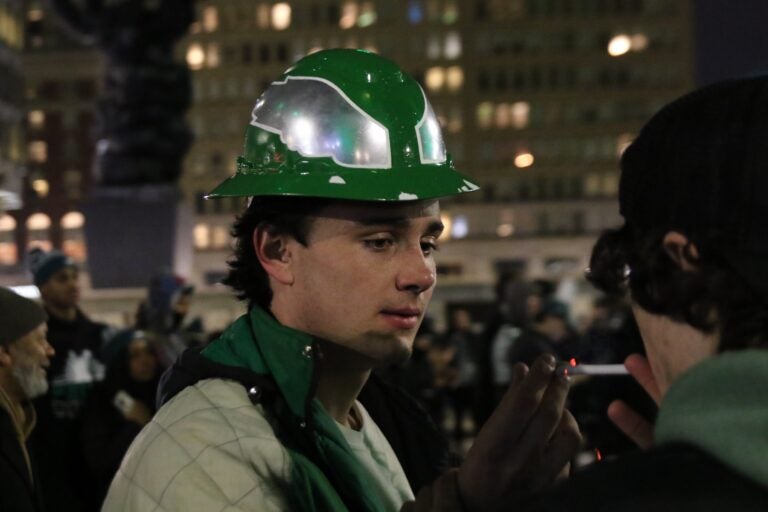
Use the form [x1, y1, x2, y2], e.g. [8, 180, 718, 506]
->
[0, 345, 13, 369]
[253, 224, 295, 285]
[662, 231, 699, 272]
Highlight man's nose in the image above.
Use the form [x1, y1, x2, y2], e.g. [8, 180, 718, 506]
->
[44, 340, 55, 357]
[395, 247, 436, 294]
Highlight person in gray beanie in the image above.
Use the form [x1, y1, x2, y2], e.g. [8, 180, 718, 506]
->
[0, 287, 54, 512]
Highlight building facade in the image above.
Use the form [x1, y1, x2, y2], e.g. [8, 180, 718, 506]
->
[1, 0, 695, 327]
[181, 0, 694, 291]
[0, 0, 25, 265]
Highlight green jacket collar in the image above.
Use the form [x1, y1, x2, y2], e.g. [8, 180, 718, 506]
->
[201, 306, 317, 420]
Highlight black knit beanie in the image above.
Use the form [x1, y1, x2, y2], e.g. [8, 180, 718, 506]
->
[619, 75, 768, 297]
[0, 287, 48, 346]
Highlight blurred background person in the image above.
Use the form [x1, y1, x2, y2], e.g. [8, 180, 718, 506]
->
[507, 299, 580, 368]
[438, 308, 480, 442]
[81, 330, 164, 506]
[135, 270, 205, 367]
[0, 287, 54, 512]
[27, 247, 115, 512]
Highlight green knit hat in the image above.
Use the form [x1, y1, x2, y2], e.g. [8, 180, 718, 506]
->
[0, 287, 47, 346]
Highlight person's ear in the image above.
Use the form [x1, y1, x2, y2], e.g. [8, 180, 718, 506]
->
[662, 231, 699, 272]
[0, 345, 13, 369]
[253, 224, 295, 285]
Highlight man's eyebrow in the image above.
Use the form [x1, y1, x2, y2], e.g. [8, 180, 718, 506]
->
[354, 218, 444, 235]
[355, 217, 411, 227]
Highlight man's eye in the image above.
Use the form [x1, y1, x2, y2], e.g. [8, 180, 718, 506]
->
[364, 238, 394, 250]
[421, 241, 439, 255]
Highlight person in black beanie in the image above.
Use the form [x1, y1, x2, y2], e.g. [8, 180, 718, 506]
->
[516, 76, 768, 511]
[0, 287, 55, 512]
[27, 248, 115, 512]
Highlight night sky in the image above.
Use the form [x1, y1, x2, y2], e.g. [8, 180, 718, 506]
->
[695, 0, 768, 85]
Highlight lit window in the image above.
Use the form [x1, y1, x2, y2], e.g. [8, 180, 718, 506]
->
[194, 223, 210, 250]
[212, 226, 230, 249]
[445, 66, 463, 92]
[206, 43, 221, 68]
[26, 213, 51, 230]
[28, 110, 45, 129]
[186, 43, 205, 70]
[28, 141, 47, 163]
[0, 241, 17, 264]
[442, 1, 459, 24]
[451, 215, 468, 239]
[340, 2, 358, 29]
[514, 151, 534, 168]
[408, 0, 424, 24]
[608, 34, 631, 57]
[31, 179, 49, 197]
[202, 6, 219, 32]
[510, 101, 530, 129]
[61, 211, 85, 230]
[495, 103, 510, 128]
[62, 239, 86, 262]
[444, 32, 462, 59]
[272, 3, 292, 30]
[496, 223, 514, 237]
[256, 4, 270, 29]
[425, 67, 445, 91]
[0, 214, 16, 232]
[476, 102, 494, 129]
[358, 2, 377, 27]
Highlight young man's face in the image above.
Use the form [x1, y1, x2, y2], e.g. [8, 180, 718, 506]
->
[8, 323, 55, 400]
[275, 199, 443, 366]
[41, 266, 80, 309]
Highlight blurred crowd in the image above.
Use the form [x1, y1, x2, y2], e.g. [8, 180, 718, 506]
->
[17, 247, 649, 511]
[19, 248, 208, 511]
[379, 272, 654, 460]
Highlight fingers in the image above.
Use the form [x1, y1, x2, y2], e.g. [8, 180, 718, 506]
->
[521, 364, 571, 453]
[491, 354, 557, 444]
[531, 410, 582, 489]
[607, 399, 654, 449]
[624, 354, 662, 404]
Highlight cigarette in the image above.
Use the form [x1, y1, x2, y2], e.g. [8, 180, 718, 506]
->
[557, 360, 629, 376]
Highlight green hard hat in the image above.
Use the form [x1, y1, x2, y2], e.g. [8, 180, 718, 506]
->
[206, 48, 479, 201]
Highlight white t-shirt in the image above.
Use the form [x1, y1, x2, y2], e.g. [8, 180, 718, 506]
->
[335, 401, 415, 511]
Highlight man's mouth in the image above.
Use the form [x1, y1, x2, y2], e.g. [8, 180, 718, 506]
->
[380, 308, 422, 329]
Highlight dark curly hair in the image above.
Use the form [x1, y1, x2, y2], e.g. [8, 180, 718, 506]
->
[588, 224, 768, 352]
[223, 196, 332, 310]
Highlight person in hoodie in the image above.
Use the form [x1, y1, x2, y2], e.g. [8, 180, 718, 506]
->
[26, 247, 114, 511]
[520, 76, 768, 511]
[81, 330, 163, 506]
[103, 49, 581, 512]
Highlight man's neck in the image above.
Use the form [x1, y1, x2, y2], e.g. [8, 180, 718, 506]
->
[46, 303, 78, 322]
[314, 341, 372, 429]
